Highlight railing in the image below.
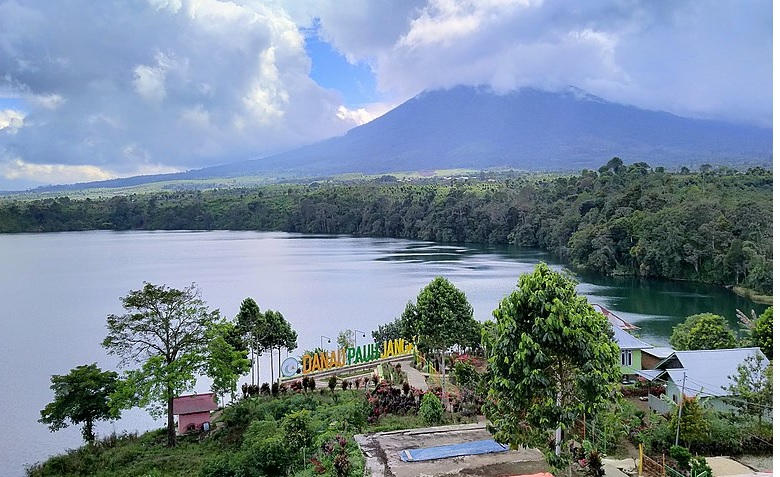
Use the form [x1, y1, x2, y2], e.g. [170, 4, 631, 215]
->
[638, 444, 689, 477]
[648, 394, 671, 414]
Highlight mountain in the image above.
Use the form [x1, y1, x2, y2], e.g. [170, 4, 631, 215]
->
[27, 86, 772, 193]
[194, 85, 771, 178]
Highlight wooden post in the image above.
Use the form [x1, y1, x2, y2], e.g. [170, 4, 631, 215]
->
[662, 453, 666, 477]
[638, 443, 643, 476]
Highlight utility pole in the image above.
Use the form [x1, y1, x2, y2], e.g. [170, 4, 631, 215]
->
[674, 372, 686, 446]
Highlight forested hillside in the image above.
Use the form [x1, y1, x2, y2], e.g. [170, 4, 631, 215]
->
[0, 160, 772, 294]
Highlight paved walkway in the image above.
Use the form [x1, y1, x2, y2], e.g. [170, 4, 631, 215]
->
[398, 358, 429, 392]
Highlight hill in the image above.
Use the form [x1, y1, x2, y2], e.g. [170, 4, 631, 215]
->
[24, 85, 772, 193]
[196, 85, 771, 177]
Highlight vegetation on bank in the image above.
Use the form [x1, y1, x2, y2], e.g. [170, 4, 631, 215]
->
[30, 267, 773, 476]
[0, 159, 772, 295]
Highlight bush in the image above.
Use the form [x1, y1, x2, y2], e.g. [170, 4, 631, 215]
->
[367, 381, 419, 422]
[199, 453, 242, 477]
[419, 392, 444, 426]
[243, 436, 293, 476]
[669, 445, 692, 471]
[329, 376, 338, 392]
[452, 360, 480, 390]
[690, 456, 713, 477]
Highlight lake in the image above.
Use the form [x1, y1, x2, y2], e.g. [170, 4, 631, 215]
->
[0, 231, 765, 475]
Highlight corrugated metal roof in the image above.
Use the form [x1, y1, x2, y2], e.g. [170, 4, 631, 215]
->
[667, 348, 766, 398]
[642, 347, 675, 359]
[611, 323, 653, 350]
[172, 393, 217, 415]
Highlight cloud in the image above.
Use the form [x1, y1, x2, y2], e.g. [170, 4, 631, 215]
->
[336, 102, 396, 126]
[0, 0, 771, 189]
[0, 0, 357, 185]
[298, 0, 771, 126]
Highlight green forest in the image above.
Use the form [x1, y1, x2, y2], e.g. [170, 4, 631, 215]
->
[0, 159, 772, 294]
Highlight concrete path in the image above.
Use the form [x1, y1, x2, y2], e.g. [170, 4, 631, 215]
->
[398, 359, 428, 392]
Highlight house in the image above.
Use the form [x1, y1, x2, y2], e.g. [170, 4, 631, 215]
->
[637, 347, 769, 415]
[172, 392, 217, 435]
[640, 346, 674, 370]
[610, 323, 653, 380]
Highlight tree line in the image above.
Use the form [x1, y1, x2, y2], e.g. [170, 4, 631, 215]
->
[2, 159, 772, 293]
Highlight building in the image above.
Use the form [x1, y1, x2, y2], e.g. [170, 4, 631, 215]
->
[611, 323, 653, 381]
[637, 347, 769, 415]
[172, 392, 218, 435]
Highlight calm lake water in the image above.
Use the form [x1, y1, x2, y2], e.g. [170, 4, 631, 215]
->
[0, 231, 766, 475]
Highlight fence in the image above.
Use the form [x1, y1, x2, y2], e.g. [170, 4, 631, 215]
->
[638, 444, 689, 477]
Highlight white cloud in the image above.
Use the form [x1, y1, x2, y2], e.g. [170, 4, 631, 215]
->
[0, 0, 771, 189]
[0, 0, 355, 186]
[0, 109, 23, 132]
[336, 102, 395, 126]
[0, 157, 115, 183]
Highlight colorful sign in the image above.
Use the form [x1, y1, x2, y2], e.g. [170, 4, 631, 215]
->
[281, 338, 416, 377]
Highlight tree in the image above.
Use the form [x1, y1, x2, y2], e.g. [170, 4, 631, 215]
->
[752, 307, 772, 360]
[337, 329, 353, 349]
[39, 363, 119, 444]
[236, 297, 263, 386]
[484, 263, 620, 471]
[403, 276, 479, 401]
[669, 313, 737, 350]
[261, 309, 297, 384]
[725, 351, 772, 428]
[669, 396, 709, 448]
[206, 321, 252, 404]
[102, 282, 221, 447]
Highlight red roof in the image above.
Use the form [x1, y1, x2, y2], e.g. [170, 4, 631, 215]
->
[172, 393, 217, 415]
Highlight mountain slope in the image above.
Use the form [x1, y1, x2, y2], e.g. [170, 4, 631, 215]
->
[197, 86, 771, 177]
[26, 86, 772, 193]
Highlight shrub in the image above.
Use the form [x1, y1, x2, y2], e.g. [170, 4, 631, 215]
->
[452, 360, 480, 390]
[329, 376, 338, 393]
[669, 445, 692, 471]
[419, 392, 444, 426]
[271, 382, 280, 396]
[198, 453, 242, 477]
[260, 382, 270, 395]
[243, 436, 293, 477]
[587, 450, 605, 477]
[341, 379, 349, 391]
[367, 381, 419, 422]
[281, 409, 313, 451]
[690, 456, 713, 477]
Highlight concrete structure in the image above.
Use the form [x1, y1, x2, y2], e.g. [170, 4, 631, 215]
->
[172, 392, 217, 435]
[355, 422, 548, 477]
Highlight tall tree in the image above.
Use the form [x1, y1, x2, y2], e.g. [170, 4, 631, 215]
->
[102, 282, 220, 447]
[752, 307, 772, 360]
[236, 297, 264, 385]
[725, 351, 772, 428]
[404, 276, 479, 402]
[39, 363, 119, 444]
[484, 263, 620, 471]
[669, 313, 737, 350]
[206, 321, 252, 404]
[261, 309, 297, 384]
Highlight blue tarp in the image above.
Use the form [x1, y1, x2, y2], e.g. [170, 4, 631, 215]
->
[399, 439, 509, 462]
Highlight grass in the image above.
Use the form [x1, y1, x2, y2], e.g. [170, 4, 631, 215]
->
[730, 286, 773, 305]
[26, 387, 434, 477]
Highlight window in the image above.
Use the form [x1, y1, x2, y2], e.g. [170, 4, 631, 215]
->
[621, 350, 632, 367]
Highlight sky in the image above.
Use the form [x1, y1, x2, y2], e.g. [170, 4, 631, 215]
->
[0, 0, 773, 190]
